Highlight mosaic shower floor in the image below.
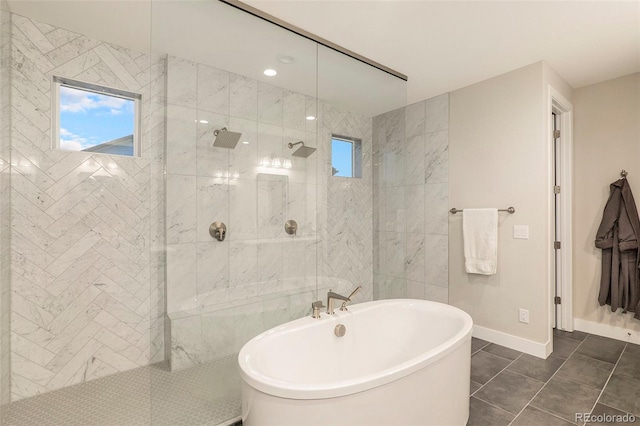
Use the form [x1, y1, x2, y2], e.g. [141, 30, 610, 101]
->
[4, 355, 242, 426]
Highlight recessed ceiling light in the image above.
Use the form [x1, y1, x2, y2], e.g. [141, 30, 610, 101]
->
[199, 120, 209, 124]
[277, 55, 294, 64]
[242, 141, 250, 145]
[306, 116, 316, 121]
[263, 69, 277, 77]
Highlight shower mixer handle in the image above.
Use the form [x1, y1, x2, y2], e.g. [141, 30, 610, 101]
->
[285, 220, 298, 236]
[209, 221, 227, 242]
[311, 301, 325, 319]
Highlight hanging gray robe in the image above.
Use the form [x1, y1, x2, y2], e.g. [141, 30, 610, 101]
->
[595, 178, 640, 318]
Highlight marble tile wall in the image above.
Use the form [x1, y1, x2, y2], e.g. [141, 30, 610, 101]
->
[372, 94, 449, 302]
[169, 291, 313, 369]
[0, 0, 10, 412]
[165, 56, 318, 312]
[316, 103, 374, 301]
[165, 56, 319, 370]
[8, 15, 165, 401]
[165, 55, 376, 370]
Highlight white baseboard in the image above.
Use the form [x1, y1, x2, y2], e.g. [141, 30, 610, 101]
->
[473, 325, 551, 358]
[574, 318, 640, 345]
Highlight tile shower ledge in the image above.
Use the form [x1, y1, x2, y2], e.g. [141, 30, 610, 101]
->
[166, 275, 360, 320]
[167, 285, 316, 320]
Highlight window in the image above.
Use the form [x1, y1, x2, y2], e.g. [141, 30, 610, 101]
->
[52, 76, 141, 157]
[331, 135, 362, 178]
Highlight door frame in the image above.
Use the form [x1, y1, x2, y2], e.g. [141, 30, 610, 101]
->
[548, 86, 574, 332]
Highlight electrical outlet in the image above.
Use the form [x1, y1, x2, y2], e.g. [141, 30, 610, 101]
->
[519, 309, 529, 323]
[514, 225, 529, 239]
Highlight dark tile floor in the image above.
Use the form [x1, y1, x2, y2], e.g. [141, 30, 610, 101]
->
[468, 331, 640, 426]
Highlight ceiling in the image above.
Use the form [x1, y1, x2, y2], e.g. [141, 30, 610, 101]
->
[7, 0, 407, 116]
[245, 0, 640, 102]
[7, 0, 640, 106]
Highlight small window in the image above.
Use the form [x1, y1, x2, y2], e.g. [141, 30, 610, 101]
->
[331, 135, 362, 178]
[52, 76, 141, 157]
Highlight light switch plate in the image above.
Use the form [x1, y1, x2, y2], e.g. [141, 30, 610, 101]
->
[514, 225, 529, 239]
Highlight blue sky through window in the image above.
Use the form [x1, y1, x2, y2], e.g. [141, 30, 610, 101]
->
[332, 138, 353, 177]
[59, 86, 135, 152]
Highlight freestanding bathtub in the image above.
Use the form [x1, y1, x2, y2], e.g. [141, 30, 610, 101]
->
[238, 299, 473, 425]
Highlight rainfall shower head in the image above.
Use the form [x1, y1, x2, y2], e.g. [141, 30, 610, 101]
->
[213, 127, 242, 149]
[288, 141, 316, 158]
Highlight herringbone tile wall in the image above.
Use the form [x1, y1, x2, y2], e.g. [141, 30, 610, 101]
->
[8, 14, 166, 401]
[317, 102, 374, 301]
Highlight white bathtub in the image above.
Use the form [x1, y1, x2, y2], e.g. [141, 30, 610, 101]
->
[238, 299, 473, 425]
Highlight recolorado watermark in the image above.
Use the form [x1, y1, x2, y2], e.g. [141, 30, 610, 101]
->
[576, 413, 636, 423]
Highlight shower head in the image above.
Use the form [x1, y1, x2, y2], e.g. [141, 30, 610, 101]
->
[287, 141, 316, 158]
[213, 127, 242, 149]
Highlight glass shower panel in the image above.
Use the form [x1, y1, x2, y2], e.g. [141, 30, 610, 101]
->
[316, 45, 407, 304]
[151, 2, 318, 424]
[0, 0, 10, 419]
[0, 1, 156, 424]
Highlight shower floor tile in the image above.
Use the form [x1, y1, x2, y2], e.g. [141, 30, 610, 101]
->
[4, 355, 241, 426]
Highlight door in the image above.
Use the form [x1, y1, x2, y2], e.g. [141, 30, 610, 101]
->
[553, 111, 562, 329]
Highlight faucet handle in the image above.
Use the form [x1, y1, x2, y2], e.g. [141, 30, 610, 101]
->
[311, 301, 325, 319]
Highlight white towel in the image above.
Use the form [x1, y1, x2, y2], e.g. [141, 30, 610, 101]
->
[463, 208, 498, 275]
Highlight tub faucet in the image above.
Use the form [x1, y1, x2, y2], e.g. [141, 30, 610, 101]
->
[339, 285, 362, 312]
[326, 285, 362, 315]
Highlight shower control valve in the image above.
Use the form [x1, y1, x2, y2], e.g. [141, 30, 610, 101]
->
[285, 220, 298, 236]
[209, 221, 227, 242]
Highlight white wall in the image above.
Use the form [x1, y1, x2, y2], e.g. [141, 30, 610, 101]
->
[572, 73, 640, 342]
[449, 62, 564, 354]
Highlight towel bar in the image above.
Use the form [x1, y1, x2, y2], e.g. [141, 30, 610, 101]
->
[449, 207, 515, 214]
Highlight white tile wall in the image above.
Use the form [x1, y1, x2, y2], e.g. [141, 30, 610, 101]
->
[165, 55, 375, 370]
[229, 74, 257, 121]
[373, 94, 449, 302]
[316, 102, 374, 301]
[8, 14, 165, 400]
